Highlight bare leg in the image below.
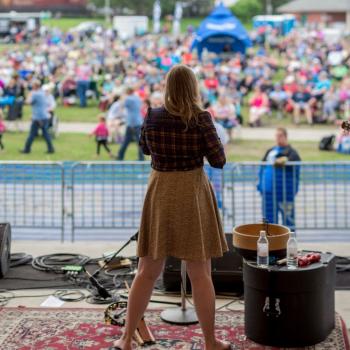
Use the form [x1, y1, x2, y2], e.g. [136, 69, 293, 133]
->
[186, 260, 230, 350]
[293, 104, 300, 124]
[304, 105, 313, 124]
[113, 256, 165, 349]
[249, 107, 258, 125]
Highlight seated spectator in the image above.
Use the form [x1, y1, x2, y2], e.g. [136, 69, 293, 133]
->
[60, 74, 77, 106]
[269, 83, 288, 119]
[330, 64, 348, 81]
[290, 84, 314, 125]
[212, 94, 238, 141]
[312, 71, 331, 100]
[239, 74, 255, 96]
[339, 78, 350, 119]
[99, 74, 115, 111]
[283, 75, 298, 98]
[322, 85, 339, 123]
[248, 86, 269, 127]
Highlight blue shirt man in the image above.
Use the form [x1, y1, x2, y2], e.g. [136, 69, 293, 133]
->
[117, 88, 144, 161]
[257, 128, 301, 231]
[124, 94, 143, 127]
[31, 89, 49, 121]
[21, 80, 54, 154]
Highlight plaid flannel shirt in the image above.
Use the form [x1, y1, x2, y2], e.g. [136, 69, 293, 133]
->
[139, 107, 226, 171]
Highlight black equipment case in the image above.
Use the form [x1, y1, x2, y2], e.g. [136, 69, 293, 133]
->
[163, 234, 243, 294]
[243, 252, 336, 347]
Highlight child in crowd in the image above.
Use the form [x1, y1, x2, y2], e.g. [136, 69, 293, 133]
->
[0, 110, 6, 151]
[90, 115, 112, 157]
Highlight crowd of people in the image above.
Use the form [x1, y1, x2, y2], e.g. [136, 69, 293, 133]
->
[0, 22, 349, 153]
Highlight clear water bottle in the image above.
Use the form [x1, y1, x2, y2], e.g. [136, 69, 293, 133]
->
[257, 230, 269, 268]
[287, 231, 298, 269]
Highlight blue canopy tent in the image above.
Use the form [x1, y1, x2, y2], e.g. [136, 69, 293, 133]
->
[191, 4, 252, 59]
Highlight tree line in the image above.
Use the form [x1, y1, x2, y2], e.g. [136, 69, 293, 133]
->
[90, 0, 291, 19]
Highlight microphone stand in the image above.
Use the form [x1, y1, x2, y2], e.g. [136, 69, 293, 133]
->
[91, 231, 139, 278]
[84, 231, 139, 299]
[160, 261, 198, 325]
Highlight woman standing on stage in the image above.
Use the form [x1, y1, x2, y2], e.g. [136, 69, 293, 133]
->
[111, 64, 231, 350]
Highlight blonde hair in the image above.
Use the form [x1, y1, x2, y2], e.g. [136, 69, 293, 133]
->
[164, 64, 204, 129]
[98, 114, 106, 122]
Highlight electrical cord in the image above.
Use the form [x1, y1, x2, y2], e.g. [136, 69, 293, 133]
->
[180, 275, 243, 311]
[336, 256, 350, 273]
[0, 289, 74, 307]
[0, 289, 87, 307]
[0, 290, 15, 307]
[32, 253, 90, 273]
[6, 245, 248, 308]
[216, 296, 244, 311]
[10, 253, 33, 267]
[118, 293, 181, 306]
[53, 290, 86, 302]
[3, 277, 63, 282]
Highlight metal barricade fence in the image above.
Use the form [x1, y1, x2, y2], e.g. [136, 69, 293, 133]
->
[70, 162, 151, 241]
[0, 162, 65, 241]
[70, 162, 226, 241]
[1, 161, 350, 241]
[223, 162, 350, 237]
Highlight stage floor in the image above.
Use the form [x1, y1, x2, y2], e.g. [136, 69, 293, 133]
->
[4, 240, 350, 338]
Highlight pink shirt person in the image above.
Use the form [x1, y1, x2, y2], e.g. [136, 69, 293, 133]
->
[0, 119, 6, 133]
[92, 122, 109, 139]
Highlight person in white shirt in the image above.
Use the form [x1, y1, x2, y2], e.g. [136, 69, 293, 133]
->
[106, 95, 125, 143]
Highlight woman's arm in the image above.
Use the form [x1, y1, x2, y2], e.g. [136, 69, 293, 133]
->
[201, 112, 226, 169]
[139, 109, 151, 156]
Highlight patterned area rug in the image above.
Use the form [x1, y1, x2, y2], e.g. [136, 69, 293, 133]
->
[0, 307, 349, 350]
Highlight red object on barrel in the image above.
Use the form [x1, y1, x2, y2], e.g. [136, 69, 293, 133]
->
[298, 253, 321, 267]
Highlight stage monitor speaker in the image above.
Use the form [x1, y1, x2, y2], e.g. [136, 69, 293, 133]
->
[162, 234, 243, 294]
[0, 223, 11, 278]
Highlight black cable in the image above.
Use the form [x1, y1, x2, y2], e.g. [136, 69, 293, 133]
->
[119, 291, 181, 307]
[90, 232, 139, 278]
[32, 253, 90, 273]
[216, 296, 244, 311]
[336, 255, 350, 273]
[85, 291, 120, 305]
[10, 253, 33, 267]
[54, 290, 86, 302]
[3, 277, 63, 282]
[0, 290, 59, 307]
[0, 290, 15, 306]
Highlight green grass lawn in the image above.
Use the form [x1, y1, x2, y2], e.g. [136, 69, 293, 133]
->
[42, 17, 108, 31]
[22, 103, 100, 123]
[1, 132, 349, 162]
[20, 101, 341, 128]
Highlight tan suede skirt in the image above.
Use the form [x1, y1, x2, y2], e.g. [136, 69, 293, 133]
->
[137, 167, 228, 261]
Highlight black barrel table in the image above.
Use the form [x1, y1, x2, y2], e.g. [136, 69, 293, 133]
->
[243, 252, 336, 347]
